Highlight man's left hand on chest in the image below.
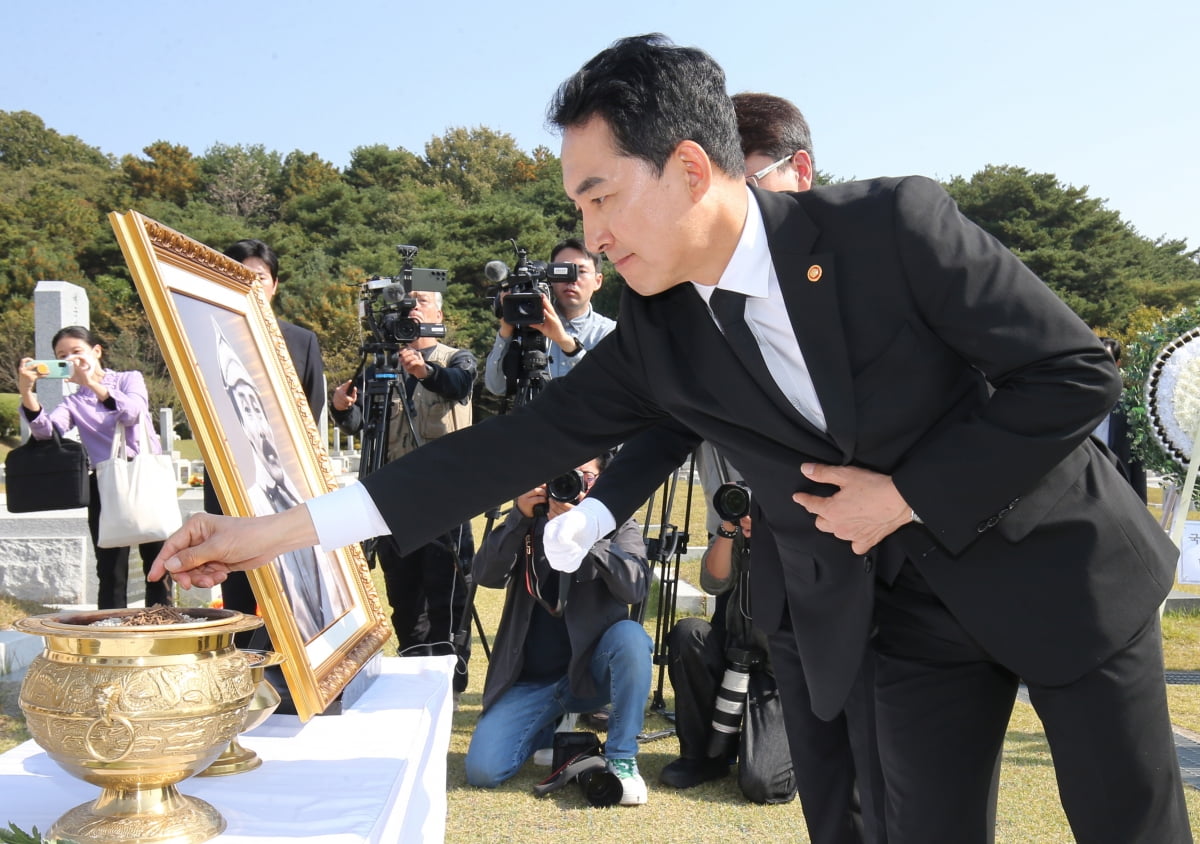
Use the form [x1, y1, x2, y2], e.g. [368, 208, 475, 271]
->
[793, 463, 912, 555]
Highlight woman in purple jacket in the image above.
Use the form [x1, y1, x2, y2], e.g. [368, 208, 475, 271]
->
[18, 326, 172, 609]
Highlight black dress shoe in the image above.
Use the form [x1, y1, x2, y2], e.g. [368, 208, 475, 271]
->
[659, 756, 729, 789]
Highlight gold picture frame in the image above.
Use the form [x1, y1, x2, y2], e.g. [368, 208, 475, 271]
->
[110, 209, 390, 721]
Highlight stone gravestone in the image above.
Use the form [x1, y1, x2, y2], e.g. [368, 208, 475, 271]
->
[2, 282, 96, 605]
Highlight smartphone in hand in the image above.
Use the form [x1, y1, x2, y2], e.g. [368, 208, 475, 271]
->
[26, 359, 75, 378]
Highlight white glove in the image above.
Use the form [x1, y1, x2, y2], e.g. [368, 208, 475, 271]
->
[543, 497, 616, 573]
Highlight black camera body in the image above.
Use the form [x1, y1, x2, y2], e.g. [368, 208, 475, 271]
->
[533, 731, 624, 808]
[712, 480, 752, 523]
[485, 243, 577, 329]
[359, 245, 449, 346]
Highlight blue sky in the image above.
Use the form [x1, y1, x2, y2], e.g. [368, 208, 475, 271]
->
[4, 0, 1197, 250]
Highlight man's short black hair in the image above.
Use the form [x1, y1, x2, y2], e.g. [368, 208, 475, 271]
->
[547, 33, 744, 178]
[550, 237, 601, 269]
[732, 92, 814, 167]
[595, 448, 617, 473]
[225, 239, 279, 282]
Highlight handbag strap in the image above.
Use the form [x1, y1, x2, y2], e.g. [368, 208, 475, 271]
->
[109, 414, 154, 461]
[136, 412, 157, 455]
[109, 421, 128, 461]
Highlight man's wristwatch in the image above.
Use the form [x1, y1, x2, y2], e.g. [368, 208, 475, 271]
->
[562, 337, 583, 357]
[717, 523, 739, 539]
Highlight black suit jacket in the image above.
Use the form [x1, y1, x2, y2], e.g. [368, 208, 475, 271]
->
[277, 319, 326, 421]
[1097, 405, 1148, 503]
[363, 177, 1177, 718]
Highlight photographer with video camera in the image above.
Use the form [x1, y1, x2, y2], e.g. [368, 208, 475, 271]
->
[663, 481, 796, 805]
[483, 238, 614, 400]
[463, 450, 653, 806]
[330, 283, 477, 700]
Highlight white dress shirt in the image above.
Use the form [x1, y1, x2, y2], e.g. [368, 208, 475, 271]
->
[690, 187, 827, 431]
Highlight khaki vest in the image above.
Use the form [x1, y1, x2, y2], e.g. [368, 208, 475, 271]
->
[387, 342, 473, 460]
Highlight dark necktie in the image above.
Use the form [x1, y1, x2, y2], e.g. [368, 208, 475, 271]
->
[708, 287, 799, 415]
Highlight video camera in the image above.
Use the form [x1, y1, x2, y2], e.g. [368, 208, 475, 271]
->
[484, 240, 577, 329]
[359, 245, 449, 346]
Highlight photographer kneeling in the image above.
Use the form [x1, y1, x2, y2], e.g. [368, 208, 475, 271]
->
[464, 452, 653, 806]
[663, 509, 797, 805]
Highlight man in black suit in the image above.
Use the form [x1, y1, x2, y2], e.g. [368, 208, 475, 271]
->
[153, 35, 1189, 843]
[653, 91, 888, 844]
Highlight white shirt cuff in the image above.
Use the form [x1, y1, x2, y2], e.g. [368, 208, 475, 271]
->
[307, 481, 390, 550]
[575, 495, 616, 537]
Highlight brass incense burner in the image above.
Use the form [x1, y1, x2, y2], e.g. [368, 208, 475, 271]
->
[199, 648, 286, 777]
[15, 607, 262, 844]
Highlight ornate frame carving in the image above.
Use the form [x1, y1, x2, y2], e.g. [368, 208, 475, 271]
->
[110, 210, 390, 720]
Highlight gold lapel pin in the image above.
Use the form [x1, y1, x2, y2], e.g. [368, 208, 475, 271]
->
[807, 264, 823, 282]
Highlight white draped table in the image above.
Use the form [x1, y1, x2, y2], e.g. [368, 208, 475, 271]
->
[0, 655, 455, 843]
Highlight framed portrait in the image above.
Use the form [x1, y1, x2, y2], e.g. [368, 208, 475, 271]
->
[110, 209, 391, 720]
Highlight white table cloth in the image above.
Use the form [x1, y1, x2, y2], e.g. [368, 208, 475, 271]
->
[0, 655, 454, 843]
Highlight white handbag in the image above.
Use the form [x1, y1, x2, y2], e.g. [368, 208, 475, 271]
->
[95, 414, 183, 548]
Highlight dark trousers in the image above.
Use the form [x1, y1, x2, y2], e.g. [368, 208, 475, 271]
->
[873, 561, 1191, 844]
[667, 616, 796, 804]
[87, 473, 171, 609]
[769, 611, 889, 844]
[379, 525, 473, 693]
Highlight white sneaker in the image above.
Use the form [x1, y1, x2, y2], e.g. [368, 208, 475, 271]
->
[611, 757, 648, 805]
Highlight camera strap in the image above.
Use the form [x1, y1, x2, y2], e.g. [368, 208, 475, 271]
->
[524, 528, 566, 618]
[533, 748, 607, 797]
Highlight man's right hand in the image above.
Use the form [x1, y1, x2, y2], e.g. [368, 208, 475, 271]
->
[531, 295, 572, 349]
[332, 379, 358, 412]
[149, 507, 319, 589]
[516, 486, 548, 519]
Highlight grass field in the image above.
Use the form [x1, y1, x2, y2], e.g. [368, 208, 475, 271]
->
[5, 581, 1198, 841]
[1, 455, 1199, 839]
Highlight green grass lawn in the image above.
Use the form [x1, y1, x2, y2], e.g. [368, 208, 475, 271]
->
[2, 468, 1199, 839]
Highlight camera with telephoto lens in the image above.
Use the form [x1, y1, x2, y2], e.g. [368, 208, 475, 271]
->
[706, 645, 763, 760]
[547, 469, 587, 505]
[359, 244, 449, 346]
[533, 731, 624, 808]
[485, 240, 577, 329]
[712, 480, 752, 523]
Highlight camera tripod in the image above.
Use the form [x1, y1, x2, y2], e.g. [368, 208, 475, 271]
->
[449, 330, 556, 657]
[352, 342, 491, 662]
[498, 326, 552, 414]
[629, 451, 702, 741]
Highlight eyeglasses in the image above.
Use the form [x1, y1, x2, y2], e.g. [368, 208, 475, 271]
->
[746, 154, 792, 187]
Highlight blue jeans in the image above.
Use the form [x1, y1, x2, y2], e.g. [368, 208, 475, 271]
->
[465, 619, 652, 788]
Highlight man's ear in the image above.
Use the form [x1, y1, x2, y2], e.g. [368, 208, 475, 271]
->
[793, 150, 814, 191]
[673, 139, 713, 200]
[594, 271, 603, 289]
